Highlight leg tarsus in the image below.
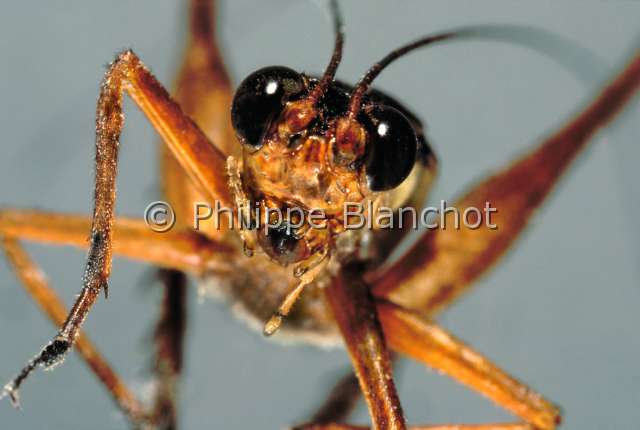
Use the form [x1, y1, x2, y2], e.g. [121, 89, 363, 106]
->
[0, 237, 148, 424]
[1, 336, 71, 408]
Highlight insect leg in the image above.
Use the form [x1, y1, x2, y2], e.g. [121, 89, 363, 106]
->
[0, 210, 232, 409]
[325, 264, 407, 430]
[0, 237, 149, 425]
[0, 209, 234, 274]
[377, 301, 560, 430]
[0, 209, 233, 402]
[161, 0, 237, 242]
[175, 0, 235, 155]
[371, 48, 640, 315]
[144, 2, 234, 424]
[150, 269, 188, 429]
[294, 423, 532, 430]
[304, 370, 362, 426]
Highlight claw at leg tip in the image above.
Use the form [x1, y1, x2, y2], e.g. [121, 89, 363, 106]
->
[1, 383, 22, 409]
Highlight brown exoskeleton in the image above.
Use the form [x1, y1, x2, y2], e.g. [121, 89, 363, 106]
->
[0, 1, 639, 429]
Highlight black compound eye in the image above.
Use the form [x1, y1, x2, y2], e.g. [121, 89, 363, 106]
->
[363, 105, 418, 191]
[231, 66, 305, 150]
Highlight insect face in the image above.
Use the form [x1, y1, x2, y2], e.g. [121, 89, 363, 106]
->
[230, 67, 420, 267]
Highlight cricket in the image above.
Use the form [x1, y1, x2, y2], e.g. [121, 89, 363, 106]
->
[0, 1, 638, 429]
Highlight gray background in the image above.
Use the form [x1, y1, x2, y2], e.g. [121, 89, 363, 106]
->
[0, 1, 639, 429]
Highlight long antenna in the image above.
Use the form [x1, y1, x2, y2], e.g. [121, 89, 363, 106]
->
[347, 31, 460, 118]
[308, 0, 345, 103]
[346, 24, 607, 119]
